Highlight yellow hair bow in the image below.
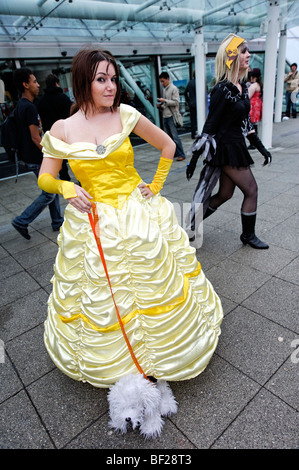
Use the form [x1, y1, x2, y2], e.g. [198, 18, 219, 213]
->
[225, 36, 245, 69]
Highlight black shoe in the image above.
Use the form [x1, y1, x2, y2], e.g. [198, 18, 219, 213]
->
[12, 222, 31, 240]
[240, 233, 269, 249]
[247, 145, 255, 150]
[52, 223, 63, 232]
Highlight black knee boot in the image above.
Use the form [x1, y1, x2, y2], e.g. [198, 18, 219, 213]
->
[240, 211, 269, 249]
[204, 206, 217, 219]
[189, 206, 217, 242]
[247, 124, 258, 149]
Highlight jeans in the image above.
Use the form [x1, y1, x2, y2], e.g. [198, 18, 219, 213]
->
[163, 116, 186, 158]
[285, 91, 297, 118]
[13, 163, 64, 230]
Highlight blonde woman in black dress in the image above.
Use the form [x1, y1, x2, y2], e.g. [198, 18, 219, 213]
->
[187, 33, 272, 249]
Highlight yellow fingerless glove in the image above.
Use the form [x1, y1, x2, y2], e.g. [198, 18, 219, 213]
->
[38, 172, 77, 199]
[146, 157, 173, 195]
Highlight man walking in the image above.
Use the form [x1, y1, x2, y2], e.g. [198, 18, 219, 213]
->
[11, 67, 64, 240]
[284, 63, 299, 118]
[157, 72, 186, 161]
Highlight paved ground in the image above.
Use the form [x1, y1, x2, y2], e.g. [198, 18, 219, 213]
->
[0, 118, 298, 450]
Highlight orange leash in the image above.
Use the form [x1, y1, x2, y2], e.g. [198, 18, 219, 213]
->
[88, 202, 151, 381]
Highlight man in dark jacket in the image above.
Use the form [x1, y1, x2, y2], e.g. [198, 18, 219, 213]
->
[37, 74, 72, 180]
[184, 71, 197, 139]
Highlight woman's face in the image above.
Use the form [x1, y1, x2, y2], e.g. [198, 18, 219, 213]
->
[239, 44, 250, 72]
[91, 60, 117, 109]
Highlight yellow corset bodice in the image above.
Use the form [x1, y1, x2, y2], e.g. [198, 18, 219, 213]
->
[68, 137, 141, 208]
[40, 104, 143, 208]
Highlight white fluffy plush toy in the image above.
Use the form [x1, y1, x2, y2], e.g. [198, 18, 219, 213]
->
[108, 374, 178, 438]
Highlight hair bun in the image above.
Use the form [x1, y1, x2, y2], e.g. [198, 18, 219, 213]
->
[251, 68, 261, 77]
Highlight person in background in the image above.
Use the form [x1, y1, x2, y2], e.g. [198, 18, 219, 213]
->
[37, 73, 72, 180]
[11, 67, 63, 240]
[284, 63, 299, 119]
[157, 71, 186, 161]
[247, 67, 263, 149]
[132, 80, 146, 115]
[184, 70, 197, 139]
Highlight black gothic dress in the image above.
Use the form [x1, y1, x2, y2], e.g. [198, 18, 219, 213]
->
[203, 80, 254, 168]
[187, 80, 255, 242]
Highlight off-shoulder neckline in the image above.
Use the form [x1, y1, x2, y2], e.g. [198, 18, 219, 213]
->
[48, 103, 129, 147]
[46, 131, 122, 148]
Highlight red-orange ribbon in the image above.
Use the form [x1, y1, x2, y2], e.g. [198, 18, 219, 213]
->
[88, 202, 151, 381]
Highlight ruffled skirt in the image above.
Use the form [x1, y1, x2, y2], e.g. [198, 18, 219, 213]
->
[209, 141, 254, 168]
[44, 187, 223, 388]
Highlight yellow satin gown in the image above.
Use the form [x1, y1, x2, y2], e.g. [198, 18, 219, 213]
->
[41, 104, 223, 388]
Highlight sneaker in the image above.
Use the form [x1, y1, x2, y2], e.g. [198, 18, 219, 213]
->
[12, 222, 31, 240]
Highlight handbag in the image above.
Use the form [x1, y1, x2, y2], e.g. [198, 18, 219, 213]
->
[170, 108, 183, 128]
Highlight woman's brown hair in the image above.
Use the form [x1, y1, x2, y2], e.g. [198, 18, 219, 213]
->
[70, 48, 121, 115]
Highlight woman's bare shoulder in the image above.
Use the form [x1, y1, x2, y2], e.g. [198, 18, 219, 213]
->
[49, 113, 79, 142]
[49, 119, 66, 141]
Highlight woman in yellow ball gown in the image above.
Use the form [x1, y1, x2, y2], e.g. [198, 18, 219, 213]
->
[38, 48, 223, 388]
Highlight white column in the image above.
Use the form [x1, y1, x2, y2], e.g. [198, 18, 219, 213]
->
[261, 0, 280, 148]
[274, 26, 287, 122]
[194, 27, 206, 134]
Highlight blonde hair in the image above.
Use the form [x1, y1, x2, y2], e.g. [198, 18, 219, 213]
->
[215, 33, 248, 84]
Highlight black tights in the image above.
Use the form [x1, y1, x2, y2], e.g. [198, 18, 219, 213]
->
[209, 166, 258, 214]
